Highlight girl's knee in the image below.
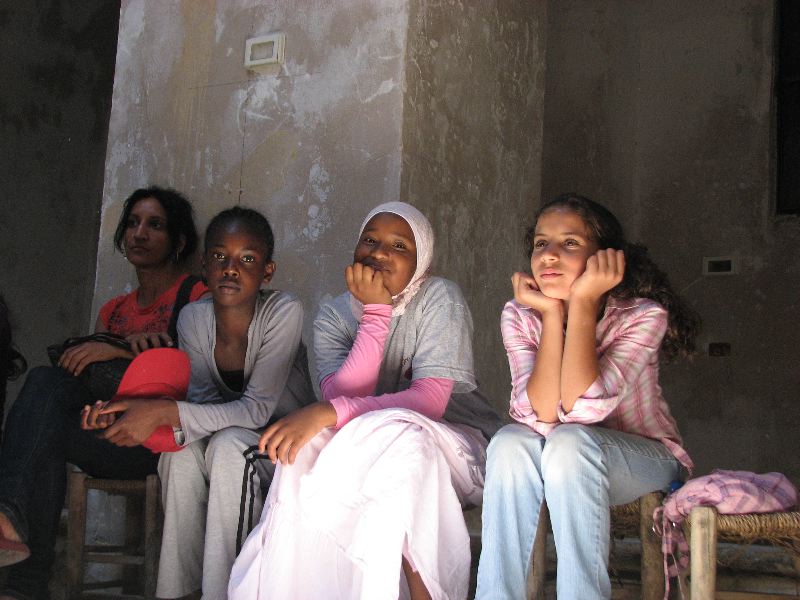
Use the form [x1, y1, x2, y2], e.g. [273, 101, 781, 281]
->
[205, 427, 252, 465]
[158, 438, 208, 483]
[545, 423, 599, 451]
[23, 365, 70, 392]
[486, 424, 543, 477]
[542, 425, 604, 480]
[160, 444, 196, 468]
[15, 365, 83, 414]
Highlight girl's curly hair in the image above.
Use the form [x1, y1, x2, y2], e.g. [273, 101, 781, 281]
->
[525, 193, 701, 359]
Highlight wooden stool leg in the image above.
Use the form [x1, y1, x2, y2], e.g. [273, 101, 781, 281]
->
[527, 501, 549, 600]
[122, 492, 144, 595]
[690, 506, 718, 600]
[66, 472, 88, 600]
[639, 492, 664, 600]
[143, 474, 160, 600]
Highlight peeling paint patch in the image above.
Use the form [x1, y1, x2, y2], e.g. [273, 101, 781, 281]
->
[302, 161, 333, 241]
[308, 161, 331, 202]
[362, 78, 397, 103]
[303, 203, 331, 242]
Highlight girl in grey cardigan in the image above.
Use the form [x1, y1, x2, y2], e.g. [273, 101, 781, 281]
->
[85, 207, 314, 600]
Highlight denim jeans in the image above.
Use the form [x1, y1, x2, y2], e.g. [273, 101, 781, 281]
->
[474, 423, 679, 600]
[0, 366, 159, 600]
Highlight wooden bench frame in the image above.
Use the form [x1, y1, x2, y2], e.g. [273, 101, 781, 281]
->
[527, 491, 665, 600]
[66, 471, 161, 600]
[687, 506, 800, 600]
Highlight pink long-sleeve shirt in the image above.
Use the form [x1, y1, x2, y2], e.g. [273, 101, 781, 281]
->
[321, 303, 452, 428]
[501, 297, 693, 470]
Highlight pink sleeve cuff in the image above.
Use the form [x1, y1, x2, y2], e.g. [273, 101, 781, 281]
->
[330, 377, 453, 428]
[509, 388, 558, 436]
[558, 373, 619, 424]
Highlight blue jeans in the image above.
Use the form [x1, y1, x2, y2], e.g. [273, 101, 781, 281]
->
[474, 423, 678, 600]
[0, 366, 159, 600]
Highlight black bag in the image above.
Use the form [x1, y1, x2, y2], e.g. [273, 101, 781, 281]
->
[46, 275, 201, 401]
[46, 332, 132, 401]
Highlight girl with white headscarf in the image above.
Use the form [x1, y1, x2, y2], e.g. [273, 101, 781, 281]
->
[229, 202, 500, 600]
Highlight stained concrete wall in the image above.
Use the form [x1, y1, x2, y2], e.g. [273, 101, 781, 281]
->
[92, 1, 798, 482]
[0, 1, 119, 411]
[402, 1, 549, 410]
[92, 0, 409, 351]
[541, 1, 800, 481]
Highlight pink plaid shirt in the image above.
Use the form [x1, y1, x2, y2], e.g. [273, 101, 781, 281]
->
[501, 296, 693, 470]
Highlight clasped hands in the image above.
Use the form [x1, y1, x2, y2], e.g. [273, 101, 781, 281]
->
[81, 398, 177, 447]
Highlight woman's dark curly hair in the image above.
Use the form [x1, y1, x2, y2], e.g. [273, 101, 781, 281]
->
[524, 193, 701, 359]
[113, 186, 199, 264]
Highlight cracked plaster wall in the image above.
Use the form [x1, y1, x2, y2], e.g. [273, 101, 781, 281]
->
[93, 0, 408, 355]
[91, 0, 798, 482]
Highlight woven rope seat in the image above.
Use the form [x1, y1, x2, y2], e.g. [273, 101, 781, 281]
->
[610, 499, 644, 536]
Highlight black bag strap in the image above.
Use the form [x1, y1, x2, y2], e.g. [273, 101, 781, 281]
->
[166, 275, 202, 346]
[237, 445, 270, 554]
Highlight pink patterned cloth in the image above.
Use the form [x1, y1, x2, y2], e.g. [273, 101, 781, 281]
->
[654, 469, 798, 599]
[322, 304, 452, 429]
[501, 296, 693, 469]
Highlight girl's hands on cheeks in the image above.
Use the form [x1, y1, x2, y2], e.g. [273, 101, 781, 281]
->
[346, 262, 392, 305]
[258, 402, 338, 465]
[59, 341, 132, 376]
[570, 248, 625, 302]
[125, 331, 174, 355]
[512, 272, 563, 315]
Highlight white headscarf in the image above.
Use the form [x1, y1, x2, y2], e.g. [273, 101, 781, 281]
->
[349, 201, 434, 319]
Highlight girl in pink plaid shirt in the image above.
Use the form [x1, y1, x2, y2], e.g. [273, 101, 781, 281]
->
[475, 194, 700, 600]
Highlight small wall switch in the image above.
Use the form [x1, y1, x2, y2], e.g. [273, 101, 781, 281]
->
[703, 256, 737, 275]
[244, 33, 285, 68]
[707, 342, 731, 357]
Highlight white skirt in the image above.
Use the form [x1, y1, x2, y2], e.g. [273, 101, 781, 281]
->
[228, 408, 488, 600]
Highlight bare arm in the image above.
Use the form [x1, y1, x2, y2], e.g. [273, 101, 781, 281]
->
[525, 308, 564, 422]
[561, 249, 625, 410]
[510, 272, 565, 422]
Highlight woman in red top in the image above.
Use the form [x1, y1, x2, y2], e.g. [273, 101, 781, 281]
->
[0, 186, 205, 600]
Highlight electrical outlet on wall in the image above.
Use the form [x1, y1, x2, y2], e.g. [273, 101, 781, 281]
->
[703, 256, 737, 275]
[707, 342, 731, 357]
[244, 33, 285, 69]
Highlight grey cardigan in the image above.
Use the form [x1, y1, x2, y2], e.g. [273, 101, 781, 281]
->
[175, 289, 315, 445]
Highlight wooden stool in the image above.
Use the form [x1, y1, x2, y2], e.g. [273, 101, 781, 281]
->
[688, 507, 800, 599]
[527, 491, 664, 600]
[66, 471, 161, 600]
